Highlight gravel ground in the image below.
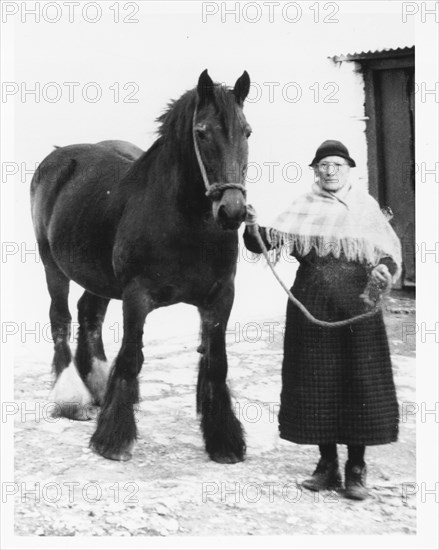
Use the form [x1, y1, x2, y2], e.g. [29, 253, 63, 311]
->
[12, 290, 416, 537]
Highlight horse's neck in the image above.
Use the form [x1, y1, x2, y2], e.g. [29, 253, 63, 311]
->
[112, 138, 209, 225]
[155, 140, 210, 217]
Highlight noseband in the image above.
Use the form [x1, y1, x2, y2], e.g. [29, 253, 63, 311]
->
[192, 105, 247, 202]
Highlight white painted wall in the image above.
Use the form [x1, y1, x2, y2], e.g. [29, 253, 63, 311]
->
[3, 1, 415, 344]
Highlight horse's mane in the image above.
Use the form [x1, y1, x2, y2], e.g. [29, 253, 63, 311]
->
[156, 84, 238, 149]
[123, 83, 238, 188]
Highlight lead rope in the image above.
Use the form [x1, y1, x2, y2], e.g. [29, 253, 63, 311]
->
[192, 105, 246, 199]
[192, 106, 383, 327]
[252, 227, 383, 328]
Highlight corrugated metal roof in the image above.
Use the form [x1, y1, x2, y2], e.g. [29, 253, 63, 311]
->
[331, 46, 414, 62]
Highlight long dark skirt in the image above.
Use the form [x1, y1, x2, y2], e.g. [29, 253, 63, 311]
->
[278, 254, 399, 446]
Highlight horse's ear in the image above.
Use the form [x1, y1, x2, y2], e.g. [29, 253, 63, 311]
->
[233, 71, 250, 105]
[197, 69, 215, 105]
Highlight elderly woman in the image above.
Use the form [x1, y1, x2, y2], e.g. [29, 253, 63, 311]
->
[244, 140, 401, 500]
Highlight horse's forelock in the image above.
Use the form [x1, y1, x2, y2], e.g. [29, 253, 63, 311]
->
[212, 86, 240, 134]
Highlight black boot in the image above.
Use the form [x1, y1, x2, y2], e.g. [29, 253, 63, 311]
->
[345, 460, 368, 500]
[301, 458, 342, 491]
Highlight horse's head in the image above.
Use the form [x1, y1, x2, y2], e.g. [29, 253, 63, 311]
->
[194, 70, 251, 230]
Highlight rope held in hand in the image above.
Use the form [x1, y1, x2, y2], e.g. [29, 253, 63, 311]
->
[252, 226, 383, 328]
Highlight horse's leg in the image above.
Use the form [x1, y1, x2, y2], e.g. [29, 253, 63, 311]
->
[75, 291, 111, 406]
[44, 259, 93, 420]
[197, 283, 246, 463]
[90, 280, 152, 461]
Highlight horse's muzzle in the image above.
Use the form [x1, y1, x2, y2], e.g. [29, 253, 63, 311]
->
[212, 188, 247, 230]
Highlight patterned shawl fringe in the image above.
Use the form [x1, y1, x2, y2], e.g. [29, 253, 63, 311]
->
[267, 228, 401, 280]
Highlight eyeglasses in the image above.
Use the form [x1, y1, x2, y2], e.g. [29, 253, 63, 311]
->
[317, 162, 348, 170]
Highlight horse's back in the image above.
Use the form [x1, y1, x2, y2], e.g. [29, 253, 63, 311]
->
[97, 140, 144, 162]
[31, 140, 143, 236]
[31, 140, 143, 193]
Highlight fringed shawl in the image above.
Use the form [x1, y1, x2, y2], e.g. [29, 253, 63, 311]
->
[266, 184, 402, 281]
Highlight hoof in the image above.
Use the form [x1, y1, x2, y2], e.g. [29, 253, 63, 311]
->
[88, 376, 138, 461]
[209, 450, 245, 464]
[51, 402, 97, 421]
[90, 439, 134, 461]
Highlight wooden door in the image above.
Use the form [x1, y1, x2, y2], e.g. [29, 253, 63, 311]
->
[363, 54, 415, 287]
[375, 67, 415, 285]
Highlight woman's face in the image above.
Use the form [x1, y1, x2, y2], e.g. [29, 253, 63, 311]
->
[314, 155, 351, 192]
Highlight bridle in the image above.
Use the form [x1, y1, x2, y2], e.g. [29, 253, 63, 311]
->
[193, 106, 380, 327]
[192, 104, 247, 202]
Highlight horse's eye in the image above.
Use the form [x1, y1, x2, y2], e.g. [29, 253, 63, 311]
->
[195, 124, 208, 139]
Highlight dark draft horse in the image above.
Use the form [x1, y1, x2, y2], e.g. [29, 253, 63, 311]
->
[30, 70, 252, 463]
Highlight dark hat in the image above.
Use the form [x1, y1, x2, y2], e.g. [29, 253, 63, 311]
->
[309, 140, 356, 167]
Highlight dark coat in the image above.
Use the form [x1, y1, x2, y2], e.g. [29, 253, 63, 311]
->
[243, 226, 399, 446]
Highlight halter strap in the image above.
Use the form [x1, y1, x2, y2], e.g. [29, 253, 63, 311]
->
[192, 105, 246, 200]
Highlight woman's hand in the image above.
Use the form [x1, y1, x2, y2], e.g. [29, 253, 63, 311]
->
[370, 264, 392, 291]
[245, 204, 258, 226]
[360, 264, 393, 307]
